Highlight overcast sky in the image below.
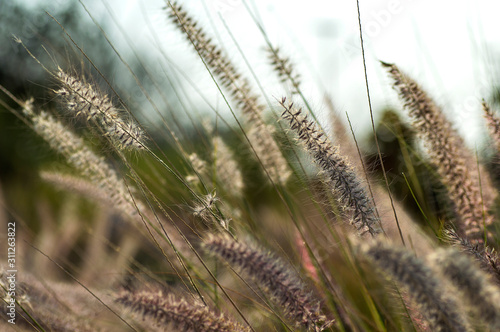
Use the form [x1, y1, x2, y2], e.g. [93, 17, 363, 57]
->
[29, 0, 500, 146]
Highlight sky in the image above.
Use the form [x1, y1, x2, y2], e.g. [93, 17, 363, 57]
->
[22, 0, 500, 147]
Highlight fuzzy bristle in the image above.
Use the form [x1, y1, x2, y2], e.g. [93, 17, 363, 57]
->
[430, 248, 500, 330]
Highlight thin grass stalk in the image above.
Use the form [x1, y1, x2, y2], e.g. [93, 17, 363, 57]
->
[356, 3, 405, 246]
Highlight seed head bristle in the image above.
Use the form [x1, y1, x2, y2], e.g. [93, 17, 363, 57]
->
[482, 100, 500, 151]
[23, 101, 139, 219]
[443, 229, 500, 284]
[267, 46, 301, 94]
[213, 136, 244, 197]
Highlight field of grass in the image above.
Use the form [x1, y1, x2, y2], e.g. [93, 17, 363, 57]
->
[1, 1, 500, 331]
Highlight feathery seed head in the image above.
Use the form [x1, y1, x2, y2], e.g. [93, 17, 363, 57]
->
[482, 100, 500, 151]
[189, 153, 207, 176]
[430, 248, 500, 330]
[166, 2, 291, 184]
[359, 240, 471, 332]
[116, 289, 249, 331]
[55, 68, 145, 151]
[267, 47, 301, 94]
[279, 98, 381, 237]
[193, 192, 219, 221]
[382, 62, 493, 243]
[23, 102, 139, 219]
[247, 122, 291, 184]
[203, 234, 330, 331]
[213, 136, 244, 196]
[443, 229, 500, 283]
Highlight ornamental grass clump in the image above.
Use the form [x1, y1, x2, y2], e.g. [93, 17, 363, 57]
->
[1, 2, 500, 331]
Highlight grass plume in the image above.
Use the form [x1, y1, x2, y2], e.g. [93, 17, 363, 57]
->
[430, 248, 500, 330]
[203, 234, 329, 331]
[116, 289, 249, 332]
[359, 240, 471, 332]
[56, 68, 145, 151]
[382, 61, 494, 243]
[279, 97, 381, 237]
